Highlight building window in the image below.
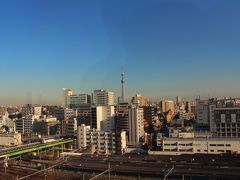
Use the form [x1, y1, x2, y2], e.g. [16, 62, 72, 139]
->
[231, 114, 237, 123]
[164, 144, 171, 146]
[221, 114, 226, 123]
[209, 144, 216, 146]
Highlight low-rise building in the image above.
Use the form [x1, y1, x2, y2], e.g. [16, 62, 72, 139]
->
[150, 137, 240, 155]
[0, 133, 22, 146]
[33, 117, 60, 136]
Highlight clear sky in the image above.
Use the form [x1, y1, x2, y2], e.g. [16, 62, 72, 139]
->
[0, 0, 240, 105]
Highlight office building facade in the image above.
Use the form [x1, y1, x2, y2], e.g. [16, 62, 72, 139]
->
[93, 90, 114, 106]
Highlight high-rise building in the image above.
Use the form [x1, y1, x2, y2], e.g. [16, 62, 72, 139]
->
[53, 107, 74, 121]
[67, 94, 91, 108]
[176, 96, 183, 105]
[117, 102, 129, 132]
[161, 99, 175, 113]
[62, 88, 73, 107]
[196, 98, 209, 128]
[18, 104, 34, 134]
[93, 90, 114, 106]
[76, 104, 91, 126]
[143, 106, 155, 125]
[128, 107, 144, 146]
[165, 101, 175, 113]
[190, 101, 196, 115]
[90, 106, 116, 131]
[132, 94, 146, 107]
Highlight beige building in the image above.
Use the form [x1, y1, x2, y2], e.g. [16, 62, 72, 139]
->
[132, 94, 146, 107]
[0, 133, 22, 146]
[93, 90, 114, 106]
[161, 99, 175, 113]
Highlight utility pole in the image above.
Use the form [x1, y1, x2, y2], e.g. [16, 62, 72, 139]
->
[44, 164, 47, 180]
[108, 161, 111, 180]
[4, 157, 8, 174]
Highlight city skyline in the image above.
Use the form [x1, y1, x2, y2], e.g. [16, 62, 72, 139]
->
[1, 0, 240, 105]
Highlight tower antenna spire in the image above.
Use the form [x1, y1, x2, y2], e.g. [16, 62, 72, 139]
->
[121, 67, 126, 102]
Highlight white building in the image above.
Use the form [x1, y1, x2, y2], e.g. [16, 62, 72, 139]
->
[77, 124, 126, 154]
[77, 124, 91, 148]
[32, 106, 42, 120]
[128, 107, 144, 146]
[91, 106, 115, 132]
[93, 90, 114, 106]
[168, 130, 212, 139]
[62, 88, 73, 107]
[150, 137, 240, 155]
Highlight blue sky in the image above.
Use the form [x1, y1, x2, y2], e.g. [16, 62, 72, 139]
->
[0, 0, 240, 105]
